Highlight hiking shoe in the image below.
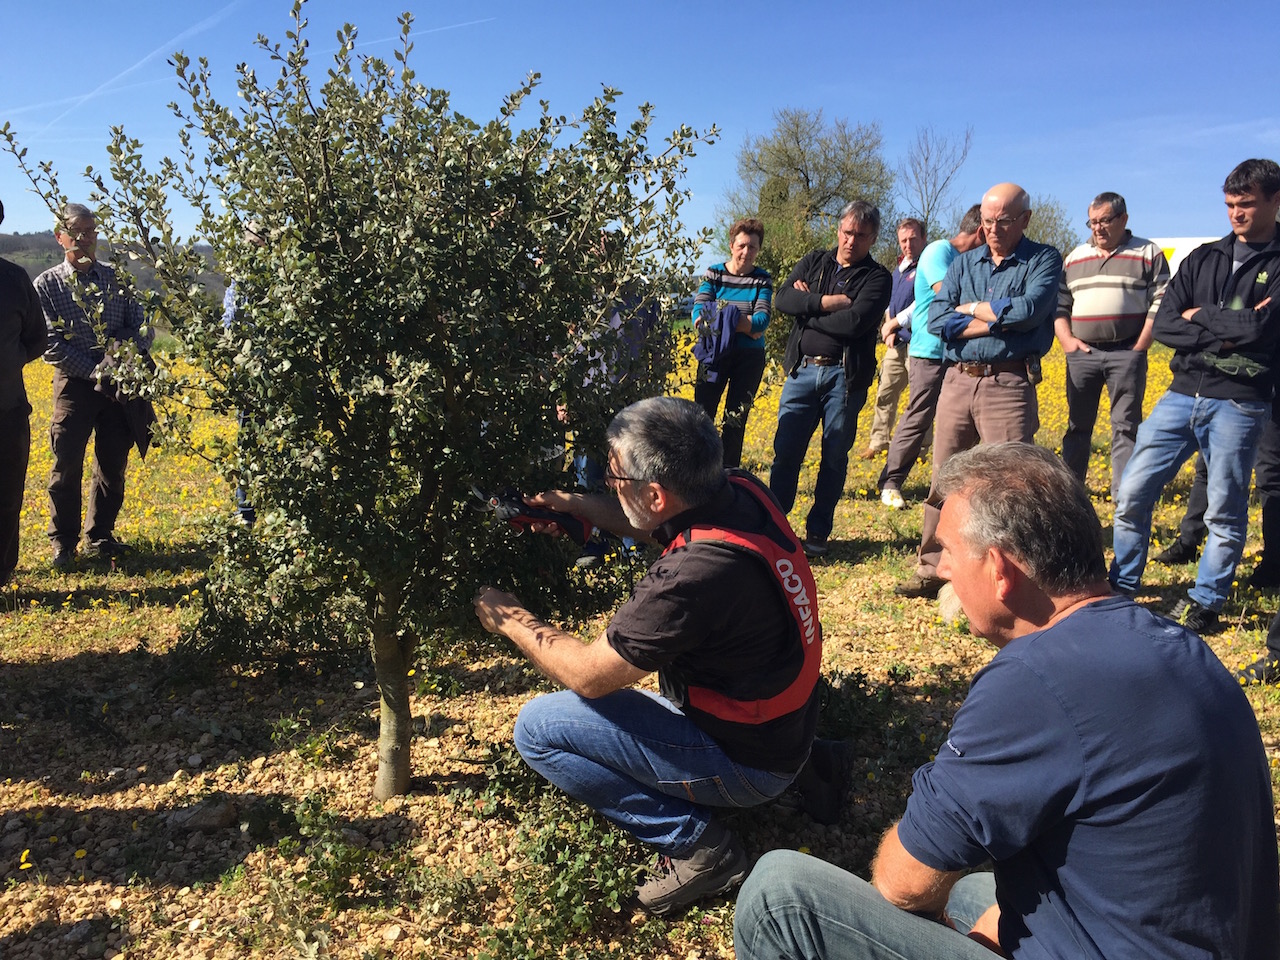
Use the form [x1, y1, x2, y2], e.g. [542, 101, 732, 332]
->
[51, 548, 75, 571]
[880, 488, 905, 510]
[858, 447, 886, 460]
[85, 536, 131, 559]
[1248, 564, 1280, 590]
[1235, 654, 1280, 685]
[1169, 598, 1222, 635]
[802, 537, 829, 558]
[894, 574, 945, 599]
[789, 739, 853, 825]
[1153, 539, 1199, 564]
[635, 822, 750, 916]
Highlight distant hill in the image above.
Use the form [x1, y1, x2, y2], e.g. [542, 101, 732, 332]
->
[0, 231, 225, 301]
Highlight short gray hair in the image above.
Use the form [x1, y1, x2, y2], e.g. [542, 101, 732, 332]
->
[838, 200, 881, 240]
[606, 397, 724, 506]
[935, 442, 1106, 594]
[1090, 192, 1127, 218]
[57, 202, 94, 230]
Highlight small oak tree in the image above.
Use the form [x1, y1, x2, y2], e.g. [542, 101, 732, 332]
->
[4, 3, 712, 799]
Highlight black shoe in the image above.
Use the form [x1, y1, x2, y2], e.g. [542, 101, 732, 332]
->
[1152, 539, 1199, 564]
[1248, 564, 1280, 590]
[85, 536, 131, 559]
[802, 537, 829, 558]
[894, 574, 945, 599]
[1169, 598, 1222, 635]
[1235, 654, 1280, 685]
[51, 548, 75, 571]
[789, 739, 853, 825]
[634, 822, 750, 916]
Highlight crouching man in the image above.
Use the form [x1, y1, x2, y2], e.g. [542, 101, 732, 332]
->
[734, 442, 1278, 959]
[474, 397, 822, 915]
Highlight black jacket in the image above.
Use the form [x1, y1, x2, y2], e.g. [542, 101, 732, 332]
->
[1153, 232, 1280, 403]
[775, 248, 892, 394]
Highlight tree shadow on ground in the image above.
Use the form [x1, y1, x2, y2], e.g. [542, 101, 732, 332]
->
[0, 791, 419, 958]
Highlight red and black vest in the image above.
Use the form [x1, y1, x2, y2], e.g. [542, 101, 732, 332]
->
[662, 474, 822, 725]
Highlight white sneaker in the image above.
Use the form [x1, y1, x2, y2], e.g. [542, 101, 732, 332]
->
[880, 488, 905, 510]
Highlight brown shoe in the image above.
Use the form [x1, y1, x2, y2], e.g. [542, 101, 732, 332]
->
[635, 822, 750, 916]
[894, 574, 946, 599]
[858, 447, 885, 460]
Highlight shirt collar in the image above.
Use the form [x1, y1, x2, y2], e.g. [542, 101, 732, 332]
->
[651, 474, 732, 547]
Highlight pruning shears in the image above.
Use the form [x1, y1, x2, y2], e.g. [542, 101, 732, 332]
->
[469, 484, 592, 546]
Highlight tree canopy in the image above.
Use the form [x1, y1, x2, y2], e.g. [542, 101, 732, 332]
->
[3, 1, 713, 798]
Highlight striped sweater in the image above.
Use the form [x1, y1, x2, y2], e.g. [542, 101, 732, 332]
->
[1056, 232, 1170, 343]
[692, 263, 772, 350]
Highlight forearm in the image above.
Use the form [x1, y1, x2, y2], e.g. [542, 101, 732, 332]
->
[530, 490, 654, 544]
[870, 823, 963, 916]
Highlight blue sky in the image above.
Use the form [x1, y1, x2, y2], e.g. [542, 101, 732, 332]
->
[2, 0, 1276, 249]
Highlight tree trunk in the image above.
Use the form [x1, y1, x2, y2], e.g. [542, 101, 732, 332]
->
[370, 584, 417, 800]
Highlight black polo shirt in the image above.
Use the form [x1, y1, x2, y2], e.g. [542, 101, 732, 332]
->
[605, 471, 819, 773]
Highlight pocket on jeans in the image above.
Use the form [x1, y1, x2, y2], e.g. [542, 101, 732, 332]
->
[1228, 398, 1270, 417]
[662, 774, 736, 807]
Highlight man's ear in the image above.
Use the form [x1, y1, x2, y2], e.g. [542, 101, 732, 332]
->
[988, 547, 1025, 602]
[644, 481, 669, 514]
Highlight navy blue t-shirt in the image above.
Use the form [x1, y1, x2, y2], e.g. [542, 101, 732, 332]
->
[897, 596, 1278, 959]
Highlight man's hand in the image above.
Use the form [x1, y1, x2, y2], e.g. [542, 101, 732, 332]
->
[735, 312, 754, 334]
[521, 490, 580, 537]
[967, 903, 1005, 956]
[473, 586, 525, 637]
[1058, 333, 1092, 354]
[793, 278, 853, 311]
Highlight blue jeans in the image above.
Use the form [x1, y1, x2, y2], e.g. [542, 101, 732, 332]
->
[734, 849, 998, 960]
[514, 689, 795, 856]
[1110, 390, 1269, 609]
[769, 362, 867, 541]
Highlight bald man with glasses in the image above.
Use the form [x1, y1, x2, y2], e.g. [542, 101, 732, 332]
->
[895, 183, 1062, 599]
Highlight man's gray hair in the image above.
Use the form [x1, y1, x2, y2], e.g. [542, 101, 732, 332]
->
[1091, 192, 1127, 218]
[935, 442, 1107, 594]
[606, 397, 724, 507]
[58, 202, 94, 229]
[838, 200, 881, 240]
[957, 203, 983, 236]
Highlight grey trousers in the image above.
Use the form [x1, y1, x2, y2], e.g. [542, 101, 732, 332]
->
[1061, 345, 1147, 501]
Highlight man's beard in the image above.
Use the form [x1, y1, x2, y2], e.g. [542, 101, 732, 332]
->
[619, 494, 656, 534]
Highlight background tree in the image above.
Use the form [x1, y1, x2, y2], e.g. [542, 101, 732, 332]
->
[720, 107, 893, 355]
[3, 2, 712, 799]
[1026, 192, 1084, 257]
[895, 125, 973, 238]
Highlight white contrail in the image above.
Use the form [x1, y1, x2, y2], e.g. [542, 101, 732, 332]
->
[361, 16, 498, 49]
[29, 0, 250, 141]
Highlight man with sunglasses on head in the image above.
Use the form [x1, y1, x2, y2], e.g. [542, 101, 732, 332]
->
[895, 183, 1062, 600]
[474, 397, 824, 916]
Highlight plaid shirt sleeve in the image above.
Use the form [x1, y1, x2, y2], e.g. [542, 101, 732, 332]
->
[37, 262, 151, 380]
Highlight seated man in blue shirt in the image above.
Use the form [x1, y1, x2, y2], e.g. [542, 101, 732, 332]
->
[735, 442, 1278, 960]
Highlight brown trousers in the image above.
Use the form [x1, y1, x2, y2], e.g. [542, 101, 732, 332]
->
[47, 373, 133, 551]
[915, 365, 1039, 578]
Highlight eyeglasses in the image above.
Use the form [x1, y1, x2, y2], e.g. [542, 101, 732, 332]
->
[1086, 214, 1121, 229]
[980, 216, 1020, 230]
[604, 469, 646, 486]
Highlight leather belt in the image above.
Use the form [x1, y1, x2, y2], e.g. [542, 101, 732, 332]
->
[954, 359, 1027, 378]
[802, 355, 841, 367]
